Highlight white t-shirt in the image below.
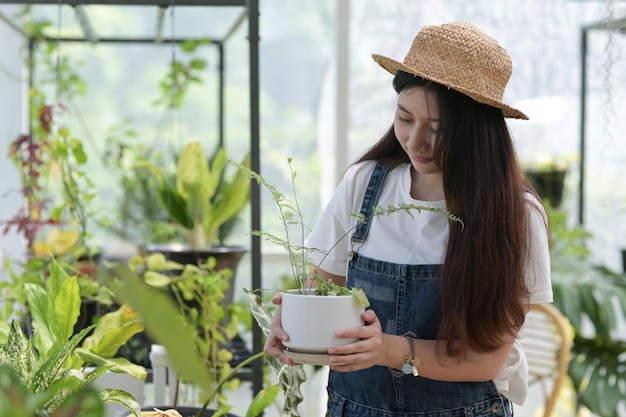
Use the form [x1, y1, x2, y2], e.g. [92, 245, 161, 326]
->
[305, 161, 553, 405]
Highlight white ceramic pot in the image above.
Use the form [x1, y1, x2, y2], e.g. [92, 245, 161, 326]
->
[281, 289, 365, 353]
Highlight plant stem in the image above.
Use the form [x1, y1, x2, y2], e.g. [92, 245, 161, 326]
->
[196, 350, 266, 417]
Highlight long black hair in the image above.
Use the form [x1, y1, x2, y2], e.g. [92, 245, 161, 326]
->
[357, 71, 538, 360]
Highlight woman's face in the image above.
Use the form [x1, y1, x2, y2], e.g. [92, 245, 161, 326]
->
[394, 87, 441, 175]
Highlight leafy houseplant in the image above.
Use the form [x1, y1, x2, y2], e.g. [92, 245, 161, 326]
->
[104, 258, 278, 417]
[135, 141, 250, 252]
[0, 258, 145, 417]
[547, 203, 626, 417]
[523, 153, 578, 209]
[129, 142, 252, 368]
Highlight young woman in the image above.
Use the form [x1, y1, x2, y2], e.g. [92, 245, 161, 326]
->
[264, 21, 552, 417]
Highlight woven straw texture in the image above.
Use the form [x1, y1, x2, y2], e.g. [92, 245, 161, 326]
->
[372, 21, 528, 120]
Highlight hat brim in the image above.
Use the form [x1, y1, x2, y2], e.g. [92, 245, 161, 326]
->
[372, 54, 528, 120]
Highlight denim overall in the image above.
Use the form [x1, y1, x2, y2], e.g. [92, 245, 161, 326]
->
[326, 163, 513, 417]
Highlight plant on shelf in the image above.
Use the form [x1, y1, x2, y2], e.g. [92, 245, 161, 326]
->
[127, 141, 252, 370]
[233, 157, 463, 415]
[99, 121, 180, 246]
[523, 152, 578, 208]
[104, 256, 278, 417]
[134, 142, 251, 251]
[98, 37, 220, 250]
[547, 202, 626, 417]
[0, 258, 145, 417]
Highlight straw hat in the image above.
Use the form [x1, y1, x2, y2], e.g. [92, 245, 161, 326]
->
[372, 21, 528, 120]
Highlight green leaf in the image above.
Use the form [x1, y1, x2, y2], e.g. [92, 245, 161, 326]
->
[244, 290, 273, 338]
[177, 141, 212, 226]
[2, 321, 36, 383]
[24, 283, 55, 351]
[49, 384, 105, 417]
[244, 290, 305, 416]
[246, 384, 280, 417]
[26, 324, 95, 395]
[80, 305, 144, 359]
[157, 187, 193, 229]
[102, 265, 215, 396]
[100, 389, 141, 417]
[75, 349, 146, 380]
[0, 364, 46, 416]
[569, 336, 626, 417]
[144, 271, 173, 288]
[352, 288, 370, 308]
[69, 138, 88, 164]
[55, 275, 81, 343]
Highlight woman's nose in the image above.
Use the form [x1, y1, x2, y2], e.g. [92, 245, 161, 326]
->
[407, 124, 431, 151]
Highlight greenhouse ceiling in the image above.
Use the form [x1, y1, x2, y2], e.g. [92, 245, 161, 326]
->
[0, 1, 249, 43]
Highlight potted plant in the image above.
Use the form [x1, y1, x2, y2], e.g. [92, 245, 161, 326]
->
[546, 203, 626, 417]
[233, 158, 462, 363]
[126, 142, 252, 366]
[98, 121, 181, 249]
[0, 258, 146, 417]
[134, 141, 251, 282]
[231, 158, 463, 416]
[104, 257, 278, 417]
[523, 153, 578, 209]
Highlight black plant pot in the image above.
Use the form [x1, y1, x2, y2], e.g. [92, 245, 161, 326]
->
[142, 243, 249, 309]
[525, 169, 567, 208]
[116, 244, 251, 369]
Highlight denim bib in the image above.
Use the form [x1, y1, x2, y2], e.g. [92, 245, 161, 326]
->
[326, 163, 512, 417]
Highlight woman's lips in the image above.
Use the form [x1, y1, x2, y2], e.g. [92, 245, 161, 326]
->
[411, 155, 432, 164]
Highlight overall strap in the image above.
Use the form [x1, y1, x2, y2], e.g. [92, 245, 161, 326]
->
[351, 163, 391, 244]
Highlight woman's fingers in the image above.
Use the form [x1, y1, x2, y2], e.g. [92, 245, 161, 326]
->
[263, 292, 296, 365]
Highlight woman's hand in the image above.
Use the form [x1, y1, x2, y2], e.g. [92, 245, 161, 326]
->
[263, 292, 296, 365]
[327, 309, 386, 372]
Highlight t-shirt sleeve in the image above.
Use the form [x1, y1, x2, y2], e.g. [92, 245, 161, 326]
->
[525, 195, 553, 304]
[304, 162, 373, 276]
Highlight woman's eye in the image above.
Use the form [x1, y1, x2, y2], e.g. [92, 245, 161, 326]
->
[396, 113, 411, 123]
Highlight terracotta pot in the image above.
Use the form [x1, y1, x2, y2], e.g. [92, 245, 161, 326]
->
[281, 289, 364, 357]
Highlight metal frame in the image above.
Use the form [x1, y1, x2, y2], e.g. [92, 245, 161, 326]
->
[578, 15, 626, 224]
[0, 0, 264, 398]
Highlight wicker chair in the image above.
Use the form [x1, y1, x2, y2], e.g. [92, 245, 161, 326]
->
[518, 303, 573, 417]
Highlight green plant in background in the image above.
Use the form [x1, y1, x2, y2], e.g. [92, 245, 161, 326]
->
[547, 203, 626, 417]
[135, 142, 251, 250]
[153, 38, 212, 110]
[104, 260, 278, 417]
[1, 6, 94, 254]
[1, 227, 112, 322]
[0, 258, 145, 417]
[97, 37, 215, 248]
[130, 253, 241, 380]
[0, 362, 106, 417]
[99, 121, 181, 245]
[0, 7, 112, 354]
